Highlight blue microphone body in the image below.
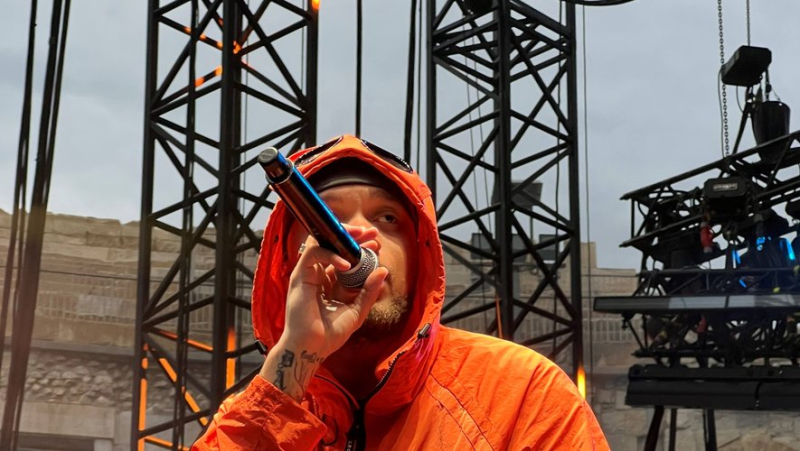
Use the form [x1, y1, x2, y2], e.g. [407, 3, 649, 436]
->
[257, 147, 378, 288]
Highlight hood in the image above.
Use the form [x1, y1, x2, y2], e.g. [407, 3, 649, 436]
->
[251, 135, 446, 413]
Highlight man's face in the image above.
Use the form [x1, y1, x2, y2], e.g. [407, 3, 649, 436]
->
[287, 184, 418, 334]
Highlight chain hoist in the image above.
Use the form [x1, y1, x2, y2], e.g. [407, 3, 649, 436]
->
[746, 0, 751, 46]
[718, 0, 730, 156]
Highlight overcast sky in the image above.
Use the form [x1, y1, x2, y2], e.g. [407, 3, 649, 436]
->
[1, 0, 799, 270]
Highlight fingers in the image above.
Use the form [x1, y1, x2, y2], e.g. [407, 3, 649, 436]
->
[292, 226, 380, 290]
[342, 224, 378, 240]
[348, 267, 389, 324]
[291, 236, 350, 286]
[343, 225, 381, 252]
[296, 227, 379, 270]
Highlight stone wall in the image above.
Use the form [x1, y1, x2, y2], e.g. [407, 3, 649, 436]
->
[12, 349, 132, 409]
[0, 347, 221, 415]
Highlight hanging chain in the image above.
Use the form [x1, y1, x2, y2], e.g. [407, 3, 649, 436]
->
[746, 0, 751, 45]
[718, 0, 730, 156]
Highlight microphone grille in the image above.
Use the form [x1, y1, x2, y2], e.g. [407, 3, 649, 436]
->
[337, 248, 379, 288]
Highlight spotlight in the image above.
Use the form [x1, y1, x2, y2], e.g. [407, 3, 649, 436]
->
[753, 100, 792, 162]
[721, 46, 772, 87]
[703, 176, 752, 220]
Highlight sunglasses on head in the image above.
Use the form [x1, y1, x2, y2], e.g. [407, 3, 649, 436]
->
[294, 136, 414, 173]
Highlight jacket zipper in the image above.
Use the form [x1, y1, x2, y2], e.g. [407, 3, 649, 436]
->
[344, 350, 407, 451]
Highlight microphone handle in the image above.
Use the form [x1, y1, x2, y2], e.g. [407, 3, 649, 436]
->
[276, 173, 361, 266]
[258, 148, 378, 288]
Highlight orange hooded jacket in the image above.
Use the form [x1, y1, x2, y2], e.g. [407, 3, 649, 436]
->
[193, 135, 609, 450]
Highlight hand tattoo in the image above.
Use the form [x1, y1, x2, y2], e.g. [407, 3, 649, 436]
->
[294, 350, 325, 393]
[272, 349, 323, 399]
[274, 350, 295, 390]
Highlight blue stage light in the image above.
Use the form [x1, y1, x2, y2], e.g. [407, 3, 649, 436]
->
[782, 237, 796, 262]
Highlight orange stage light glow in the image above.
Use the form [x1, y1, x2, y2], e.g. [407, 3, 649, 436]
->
[159, 358, 178, 382]
[196, 66, 223, 88]
[226, 326, 237, 389]
[144, 437, 190, 451]
[137, 353, 148, 451]
[311, 0, 320, 10]
[577, 366, 587, 399]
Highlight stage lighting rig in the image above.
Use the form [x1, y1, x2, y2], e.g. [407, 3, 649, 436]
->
[597, 131, 800, 414]
[588, 18, 800, 448]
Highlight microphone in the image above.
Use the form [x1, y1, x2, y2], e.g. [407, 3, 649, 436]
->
[257, 147, 379, 288]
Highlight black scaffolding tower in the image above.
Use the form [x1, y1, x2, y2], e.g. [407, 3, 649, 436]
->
[133, 0, 317, 447]
[427, 0, 583, 376]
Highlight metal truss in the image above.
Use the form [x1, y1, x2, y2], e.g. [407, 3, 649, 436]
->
[595, 131, 800, 368]
[133, 0, 317, 448]
[426, 0, 583, 376]
[621, 131, 800, 268]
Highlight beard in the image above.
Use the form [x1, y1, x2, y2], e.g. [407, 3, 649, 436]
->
[347, 263, 412, 343]
[349, 293, 409, 342]
[365, 294, 409, 329]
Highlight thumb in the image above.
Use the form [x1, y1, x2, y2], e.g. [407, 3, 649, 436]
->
[349, 267, 389, 324]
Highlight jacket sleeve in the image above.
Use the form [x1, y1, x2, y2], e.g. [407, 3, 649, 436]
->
[508, 363, 610, 451]
[192, 375, 327, 451]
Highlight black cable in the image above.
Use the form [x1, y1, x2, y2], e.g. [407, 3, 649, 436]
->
[559, 0, 635, 5]
[299, 0, 305, 91]
[717, 72, 726, 159]
[459, 23, 491, 330]
[552, 0, 563, 355]
[414, 0, 423, 171]
[16, 0, 72, 444]
[174, 1, 198, 446]
[730, 98, 752, 155]
[403, 0, 418, 163]
[355, 0, 363, 136]
[1, 0, 70, 446]
[580, 3, 595, 403]
[43, 0, 71, 207]
[0, 0, 38, 385]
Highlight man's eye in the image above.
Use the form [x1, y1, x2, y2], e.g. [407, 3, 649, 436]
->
[376, 214, 398, 224]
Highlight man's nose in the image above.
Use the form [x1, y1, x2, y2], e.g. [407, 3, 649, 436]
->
[343, 216, 381, 250]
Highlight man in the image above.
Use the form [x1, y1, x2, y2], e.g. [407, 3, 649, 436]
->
[194, 135, 609, 450]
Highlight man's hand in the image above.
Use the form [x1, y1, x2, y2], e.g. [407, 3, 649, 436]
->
[259, 225, 388, 401]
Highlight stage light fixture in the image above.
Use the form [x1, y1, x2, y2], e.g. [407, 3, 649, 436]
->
[702, 176, 752, 220]
[751, 99, 793, 163]
[721, 46, 772, 87]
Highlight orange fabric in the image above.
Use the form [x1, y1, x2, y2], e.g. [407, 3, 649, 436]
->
[194, 135, 609, 450]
